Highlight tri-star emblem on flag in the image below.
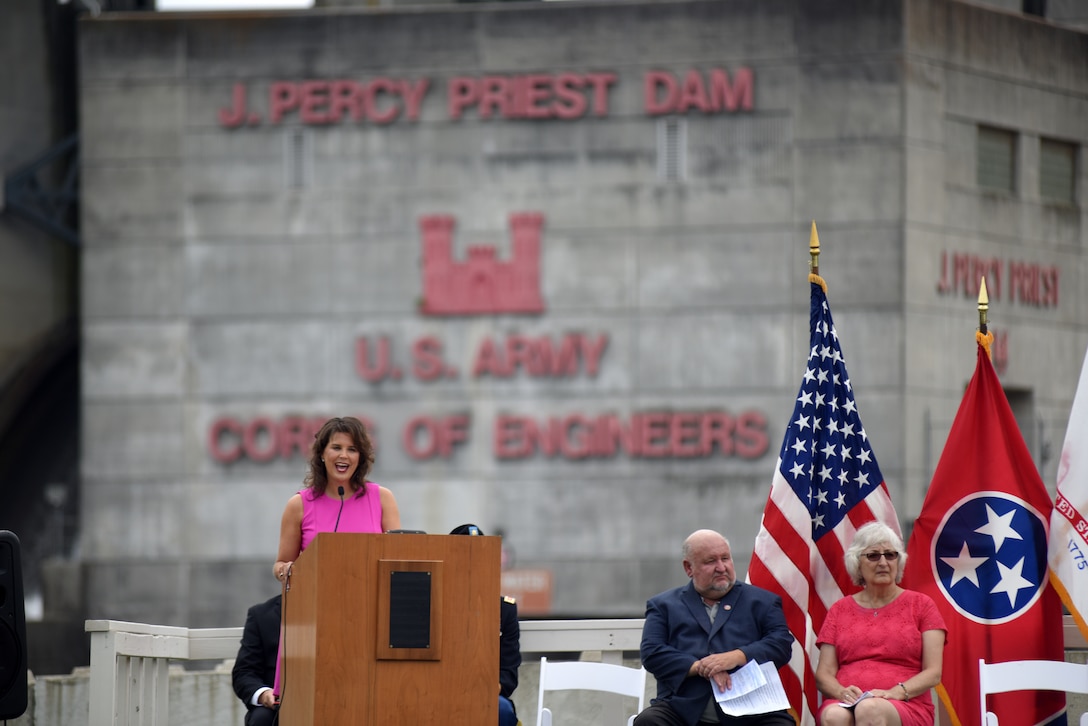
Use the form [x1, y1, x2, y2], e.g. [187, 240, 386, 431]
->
[931, 492, 1049, 624]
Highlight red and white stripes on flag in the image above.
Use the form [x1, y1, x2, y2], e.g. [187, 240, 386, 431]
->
[747, 279, 900, 726]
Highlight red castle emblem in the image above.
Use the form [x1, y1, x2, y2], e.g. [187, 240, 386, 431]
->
[420, 212, 545, 316]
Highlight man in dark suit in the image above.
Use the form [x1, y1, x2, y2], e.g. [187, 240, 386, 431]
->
[499, 593, 521, 726]
[450, 524, 521, 726]
[634, 530, 794, 726]
[232, 594, 281, 726]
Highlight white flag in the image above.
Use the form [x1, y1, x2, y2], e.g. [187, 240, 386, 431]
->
[1049, 344, 1088, 640]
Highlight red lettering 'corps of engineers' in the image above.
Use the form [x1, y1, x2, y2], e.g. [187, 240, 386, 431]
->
[209, 411, 769, 463]
[493, 411, 768, 460]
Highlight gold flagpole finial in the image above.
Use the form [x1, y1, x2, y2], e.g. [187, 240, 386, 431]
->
[978, 277, 989, 335]
[807, 221, 827, 293]
[976, 277, 993, 359]
[809, 221, 820, 276]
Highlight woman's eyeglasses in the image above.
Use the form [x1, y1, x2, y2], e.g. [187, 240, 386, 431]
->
[862, 551, 899, 562]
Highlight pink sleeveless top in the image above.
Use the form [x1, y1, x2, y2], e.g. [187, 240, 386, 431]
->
[275, 483, 384, 696]
[299, 484, 384, 550]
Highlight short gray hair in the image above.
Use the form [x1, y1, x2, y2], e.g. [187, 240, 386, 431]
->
[844, 521, 906, 586]
[682, 530, 730, 561]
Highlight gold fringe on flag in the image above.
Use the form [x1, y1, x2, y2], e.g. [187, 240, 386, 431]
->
[976, 330, 994, 359]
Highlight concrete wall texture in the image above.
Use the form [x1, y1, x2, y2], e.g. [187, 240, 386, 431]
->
[76, 0, 1087, 630]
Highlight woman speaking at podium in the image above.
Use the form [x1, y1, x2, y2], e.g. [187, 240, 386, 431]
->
[274, 416, 402, 582]
[270, 416, 402, 700]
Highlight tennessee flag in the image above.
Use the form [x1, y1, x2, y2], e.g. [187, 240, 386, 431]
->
[748, 274, 900, 726]
[1049, 344, 1088, 641]
[902, 343, 1065, 726]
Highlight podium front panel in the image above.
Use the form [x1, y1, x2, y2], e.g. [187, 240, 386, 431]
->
[376, 559, 442, 660]
[279, 532, 499, 725]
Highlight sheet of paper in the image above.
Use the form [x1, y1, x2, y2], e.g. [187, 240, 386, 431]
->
[715, 662, 792, 717]
[835, 690, 874, 710]
[713, 659, 767, 701]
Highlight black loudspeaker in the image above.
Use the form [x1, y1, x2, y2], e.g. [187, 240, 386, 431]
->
[0, 531, 28, 720]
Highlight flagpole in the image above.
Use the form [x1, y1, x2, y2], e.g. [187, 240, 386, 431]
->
[977, 277, 993, 359]
[904, 298, 1067, 726]
[748, 220, 901, 725]
[978, 277, 988, 335]
[809, 221, 819, 276]
[808, 221, 826, 292]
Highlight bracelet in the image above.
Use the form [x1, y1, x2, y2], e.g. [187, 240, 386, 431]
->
[898, 682, 910, 701]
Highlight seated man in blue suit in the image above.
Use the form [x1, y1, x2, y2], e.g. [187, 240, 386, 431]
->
[232, 594, 281, 726]
[634, 530, 794, 726]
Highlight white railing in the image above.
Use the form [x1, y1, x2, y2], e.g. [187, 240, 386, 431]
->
[85, 621, 248, 726]
[84, 617, 646, 726]
[82, 615, 1088, 726]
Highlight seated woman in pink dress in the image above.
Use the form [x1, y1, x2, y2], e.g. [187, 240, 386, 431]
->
[814, 522, 947, 726]
[271, 416, 402, 698]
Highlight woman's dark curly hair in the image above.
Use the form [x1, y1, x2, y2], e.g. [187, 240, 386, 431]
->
[304, 416, 375, 497]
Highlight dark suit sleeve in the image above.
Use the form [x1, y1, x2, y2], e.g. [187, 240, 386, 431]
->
[499, 598, 521, 698]
[734, 588, 793, 669]
[232, 603, 272, 709]
[639, 594, 698, 693]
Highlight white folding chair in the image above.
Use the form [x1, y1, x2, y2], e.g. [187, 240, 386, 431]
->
[536, 656, 647, 726]
[978, 658, 1088, 725]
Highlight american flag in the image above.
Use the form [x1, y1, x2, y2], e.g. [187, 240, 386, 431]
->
[747, 279, 900, 725]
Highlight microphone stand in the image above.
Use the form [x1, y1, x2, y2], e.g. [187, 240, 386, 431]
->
[333, 486, 345, 532]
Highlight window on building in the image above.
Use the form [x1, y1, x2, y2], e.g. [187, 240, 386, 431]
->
[1040, 137, 1077, 204]
[657, 118, 687, 182]
[977, 125, 1016, 193]
[1021, 0, 1046, 18]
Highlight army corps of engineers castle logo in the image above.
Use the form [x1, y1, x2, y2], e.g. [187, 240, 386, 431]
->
[932, 491, 1049, 625]
[418, 213, 545, 316]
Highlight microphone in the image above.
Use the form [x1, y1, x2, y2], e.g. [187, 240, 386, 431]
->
[333, 486, 345, 532]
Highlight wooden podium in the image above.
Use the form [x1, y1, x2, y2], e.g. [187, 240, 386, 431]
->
[278, 532, 500, 725]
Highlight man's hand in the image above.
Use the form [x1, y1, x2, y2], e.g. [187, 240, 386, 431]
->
[693, 650, 748, 691]
[257, 690, 278, 709]
[710, 669, 732, 692]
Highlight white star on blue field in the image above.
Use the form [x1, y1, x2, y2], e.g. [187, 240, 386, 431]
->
[933, 492, 1049, 625]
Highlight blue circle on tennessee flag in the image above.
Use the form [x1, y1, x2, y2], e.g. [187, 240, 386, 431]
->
[931, 491, 1049, 625]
